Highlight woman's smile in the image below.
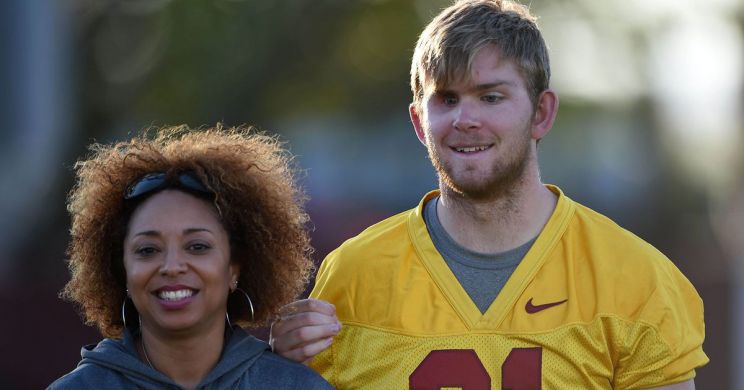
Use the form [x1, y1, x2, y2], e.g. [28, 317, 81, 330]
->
[153, 285, 199, 309]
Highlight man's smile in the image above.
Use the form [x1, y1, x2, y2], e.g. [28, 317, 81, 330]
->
[451, 144, 494, 154]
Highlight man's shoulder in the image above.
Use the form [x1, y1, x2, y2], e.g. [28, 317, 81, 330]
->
[546, 186, 662, 262]
[344, 208, 412, 245]
[325, 207, 415, 266]
[329, 191, 440, 261]
[555, 196, 701, 322]
[567, 199, 671, 267]
[309, 202, 435, 313]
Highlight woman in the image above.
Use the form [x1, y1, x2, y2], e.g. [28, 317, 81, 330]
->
[50, 125, 332, 389]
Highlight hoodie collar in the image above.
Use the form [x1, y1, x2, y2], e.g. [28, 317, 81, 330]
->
[79, 326, 270, 389]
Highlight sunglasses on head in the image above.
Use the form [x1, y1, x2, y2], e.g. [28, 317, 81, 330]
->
[124, 171, 212, 200]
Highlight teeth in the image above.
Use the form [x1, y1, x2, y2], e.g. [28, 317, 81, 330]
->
[158, 289, 194, 301]
[456, 145, 489, 153]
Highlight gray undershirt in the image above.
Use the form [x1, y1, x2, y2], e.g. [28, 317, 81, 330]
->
[423, 196, 536, 314]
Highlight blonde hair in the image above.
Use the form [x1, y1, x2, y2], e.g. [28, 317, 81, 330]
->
[411, 0, 550, 110]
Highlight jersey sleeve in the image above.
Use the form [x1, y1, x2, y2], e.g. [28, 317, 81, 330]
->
[308, 248, 344, 386]
[612, 258, 708, 388]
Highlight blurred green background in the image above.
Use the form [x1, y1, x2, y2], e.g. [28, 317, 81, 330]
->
[1, 0, 742, 388]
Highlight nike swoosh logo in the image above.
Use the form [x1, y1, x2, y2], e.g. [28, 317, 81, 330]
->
[525, 298, 568, 314]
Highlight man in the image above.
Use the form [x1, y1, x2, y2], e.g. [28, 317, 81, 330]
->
[271, 0, 708, 388]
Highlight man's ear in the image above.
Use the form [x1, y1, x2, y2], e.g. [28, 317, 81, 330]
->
[409, 103, 427, 145]
[530, 89, 559, 140]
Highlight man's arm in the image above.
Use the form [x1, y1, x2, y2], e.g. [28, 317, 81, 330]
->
[269, 298, 341, 363]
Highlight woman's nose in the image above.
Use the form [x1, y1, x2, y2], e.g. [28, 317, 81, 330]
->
[159, 250, 187, 275]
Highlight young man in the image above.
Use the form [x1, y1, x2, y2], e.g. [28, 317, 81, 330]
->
[271, 0, 708, 388]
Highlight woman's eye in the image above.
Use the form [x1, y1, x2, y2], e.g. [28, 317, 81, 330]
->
[135, 246, 159, 257]
[188, 243, 211, 252]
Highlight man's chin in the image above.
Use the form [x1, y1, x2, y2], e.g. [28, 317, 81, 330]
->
[440, 168, 527, 201]
[442, 178, 503, 200]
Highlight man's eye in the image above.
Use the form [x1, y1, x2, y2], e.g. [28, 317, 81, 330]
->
[482, 94, 502, 103]
[442, 95, 458, 105]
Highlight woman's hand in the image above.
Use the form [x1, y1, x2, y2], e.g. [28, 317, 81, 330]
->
[269, 299, 342, 364]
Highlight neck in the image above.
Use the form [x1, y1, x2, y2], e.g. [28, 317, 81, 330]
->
[437, 167, 556, 254]
[139, 321, 226, 390]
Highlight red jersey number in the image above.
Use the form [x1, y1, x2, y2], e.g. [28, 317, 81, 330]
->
[409, 347, 542, 390]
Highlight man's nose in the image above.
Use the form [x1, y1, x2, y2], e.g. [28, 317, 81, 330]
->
[452, 100, 481, 131]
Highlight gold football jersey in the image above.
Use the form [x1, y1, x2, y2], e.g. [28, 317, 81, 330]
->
[310, 186, 708, 389]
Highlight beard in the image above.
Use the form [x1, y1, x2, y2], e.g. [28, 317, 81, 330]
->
[426, 129, 532, 202]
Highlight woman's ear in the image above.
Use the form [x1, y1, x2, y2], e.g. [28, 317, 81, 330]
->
[229, 263, 240, 291]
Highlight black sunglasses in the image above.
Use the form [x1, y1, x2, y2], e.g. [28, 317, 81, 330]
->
[124, 171, 212, 200]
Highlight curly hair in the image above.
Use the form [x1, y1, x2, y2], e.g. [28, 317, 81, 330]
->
[62, 124, 313, 338]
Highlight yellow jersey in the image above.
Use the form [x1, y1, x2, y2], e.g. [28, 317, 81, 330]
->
[310, 186, 708, 389]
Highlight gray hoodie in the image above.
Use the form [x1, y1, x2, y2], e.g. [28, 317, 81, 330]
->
[48, 327, 333, 389]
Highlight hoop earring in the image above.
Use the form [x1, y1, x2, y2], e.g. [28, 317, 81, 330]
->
[121, 290, 134, 329]
[236, 288, 255, 322]
[227, 287, 255, 324]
